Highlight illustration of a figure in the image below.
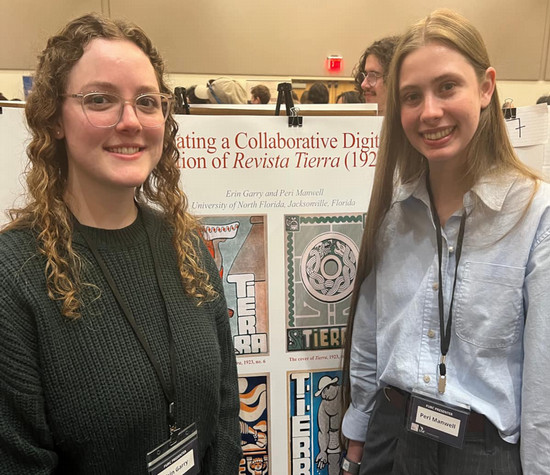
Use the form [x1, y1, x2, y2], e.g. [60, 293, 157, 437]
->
[315, 376, 342, 475]
[239, 376, 269, 473]
[247, 455, 268, 475]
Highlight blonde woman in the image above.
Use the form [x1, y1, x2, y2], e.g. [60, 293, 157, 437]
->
[0, 13, 241, 474]
[341, 9, 549, 475]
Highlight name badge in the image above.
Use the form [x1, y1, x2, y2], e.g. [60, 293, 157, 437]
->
[407, 392, 470, 449]
[147, 423, 200, 475]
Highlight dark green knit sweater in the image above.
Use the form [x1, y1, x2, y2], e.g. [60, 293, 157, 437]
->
[0, 206, 241, 474]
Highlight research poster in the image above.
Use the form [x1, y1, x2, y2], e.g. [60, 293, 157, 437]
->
[175, 114, 380, 474]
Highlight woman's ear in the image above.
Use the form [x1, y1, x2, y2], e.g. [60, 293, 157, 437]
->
[54, 120, 65, 139]
[480, 67, 496, 109]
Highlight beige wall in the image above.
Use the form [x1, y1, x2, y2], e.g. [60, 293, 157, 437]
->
[1, 0, 550, 105]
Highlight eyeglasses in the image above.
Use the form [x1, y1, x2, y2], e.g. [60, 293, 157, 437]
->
[357, 71, 383, 87]
[62, 92, 172, 128]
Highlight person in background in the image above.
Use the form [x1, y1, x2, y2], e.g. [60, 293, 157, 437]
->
[0, 92, 8, 100]
[186, 84, 209, 104]
[353, 35, 400, 114]
[341, 9, 550, 475]
[250, 84, 271, 104]
[0, 13, 241, 474]
[194, 77, 247, 104]
[300, 89, 310, 104]
[536, 94, 550, 105]
[336, 90, 363, 104]
[307, 82, 330, 104]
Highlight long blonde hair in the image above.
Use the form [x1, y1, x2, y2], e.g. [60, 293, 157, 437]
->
[342, 8, 540, 424]
[3, 13, 216, 318]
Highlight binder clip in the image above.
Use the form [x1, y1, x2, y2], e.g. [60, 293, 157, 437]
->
[289, 107, 302, 127]
[502, 98, 516, 120]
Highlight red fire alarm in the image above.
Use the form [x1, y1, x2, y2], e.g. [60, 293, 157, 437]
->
[326, 55, 343, 73]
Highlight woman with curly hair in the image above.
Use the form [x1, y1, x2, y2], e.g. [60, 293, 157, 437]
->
[0, 13, 241, 474]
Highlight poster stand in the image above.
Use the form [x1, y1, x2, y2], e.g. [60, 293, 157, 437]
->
[174, 86, 190, 115]
[185, 103, 377, 116]
[0, 100, 25, 114]
[274, 82, 302, 127]
[0, 97, 377, 117]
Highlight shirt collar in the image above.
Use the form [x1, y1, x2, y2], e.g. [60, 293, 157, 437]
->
[393, 169, 520, 212]
[467, 170, 519, 212]
[394, 171, 429, 207]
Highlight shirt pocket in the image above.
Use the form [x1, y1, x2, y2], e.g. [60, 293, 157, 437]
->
[454, 261, 525, 348]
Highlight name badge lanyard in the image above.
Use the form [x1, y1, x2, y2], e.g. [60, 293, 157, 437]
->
[426, 179, 466, 394]
[75, 218, 180, 436]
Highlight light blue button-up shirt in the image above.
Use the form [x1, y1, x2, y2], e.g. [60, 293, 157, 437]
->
[342, 171, 550, 474]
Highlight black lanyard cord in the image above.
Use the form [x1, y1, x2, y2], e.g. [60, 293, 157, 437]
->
[74, 215, 179, 433]
[426, 177, 466, 394]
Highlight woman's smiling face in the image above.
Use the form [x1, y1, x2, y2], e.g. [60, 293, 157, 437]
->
[58, 38, 165, 200]
[399, 42, 495, 169]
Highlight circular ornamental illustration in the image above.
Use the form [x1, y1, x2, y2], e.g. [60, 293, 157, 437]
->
[300, 232, 359, 302]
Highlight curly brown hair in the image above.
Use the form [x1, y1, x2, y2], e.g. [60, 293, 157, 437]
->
[353, 36, 400, 94]
[3, 13, 216, 318]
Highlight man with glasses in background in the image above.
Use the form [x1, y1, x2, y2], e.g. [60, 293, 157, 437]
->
[353, 36, 400, 115]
